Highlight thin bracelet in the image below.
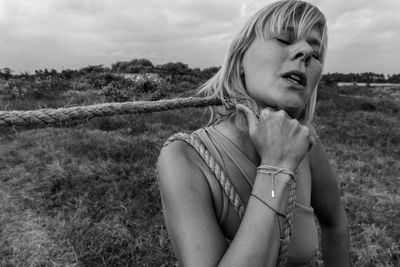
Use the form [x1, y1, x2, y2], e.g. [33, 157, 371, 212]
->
[250, 193, 285, 217]
[257, 169, 290, 184]
[251, 194, 291, 241]
[257, 165, 296, 198]
[256, 169, 293, 198]
[257, 165, 296, 177]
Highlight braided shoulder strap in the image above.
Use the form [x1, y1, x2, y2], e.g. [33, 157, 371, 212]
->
[278, 178, 297, 266]
[164, 132, 245, 218]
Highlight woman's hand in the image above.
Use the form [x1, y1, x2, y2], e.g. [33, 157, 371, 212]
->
[237, 104, 313, 171]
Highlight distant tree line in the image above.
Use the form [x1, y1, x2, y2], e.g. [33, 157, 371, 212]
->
[321, 72, 400, 84]
[0, 68, 13, 80]
[110, 59, 220, 84]
[1, 59, 400, 83]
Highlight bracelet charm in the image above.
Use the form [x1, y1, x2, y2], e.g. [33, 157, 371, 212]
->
[256, 165, 296, 198]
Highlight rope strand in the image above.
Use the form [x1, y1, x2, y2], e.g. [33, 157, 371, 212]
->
[0, 96, 222, 128]
[164, 133, 246, 218]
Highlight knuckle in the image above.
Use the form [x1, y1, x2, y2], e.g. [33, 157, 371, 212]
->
[260, 109, 270, 119]
[249, 130, 257, 139]
[290, 117, 299, 125]
[261, 108, 270, 115]
[277, 110, 285, 117]
[301, 126, 310, 136]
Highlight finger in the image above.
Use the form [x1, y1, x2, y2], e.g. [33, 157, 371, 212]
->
[236, 103, 258, 131]
[262, 105, 279, 113]
[271, 108, 291, 119]
[260, 107, 292, 122]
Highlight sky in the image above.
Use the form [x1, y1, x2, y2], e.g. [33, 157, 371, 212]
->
[1, 0, 399, 75]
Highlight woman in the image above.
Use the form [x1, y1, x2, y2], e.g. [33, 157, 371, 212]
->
[157, 1, 350, 266]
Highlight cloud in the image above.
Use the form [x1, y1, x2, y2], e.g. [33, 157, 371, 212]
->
[317, 0, 400, 73]
[0, 0, 247, 71]
[0, 0, 399, 73]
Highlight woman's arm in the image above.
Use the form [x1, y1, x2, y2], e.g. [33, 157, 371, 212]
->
[308, 125, 350, 267]
[158, 107, 311, 267]
[158, 141, 285, 267]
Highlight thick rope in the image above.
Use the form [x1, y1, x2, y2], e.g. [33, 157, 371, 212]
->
[278, 178, 297, 267]
[164, 132, 245, 218]
[0, 96, 222, 128]
[164, 132, 297, 266]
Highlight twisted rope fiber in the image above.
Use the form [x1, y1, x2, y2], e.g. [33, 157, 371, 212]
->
[164, 132, 297, 266]
[164, 132, 245, 218]
[0, 96, 222, 128]
[278, 178, 297, 267]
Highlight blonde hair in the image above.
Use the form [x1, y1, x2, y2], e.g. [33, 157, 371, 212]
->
[199, 0, 328, 126]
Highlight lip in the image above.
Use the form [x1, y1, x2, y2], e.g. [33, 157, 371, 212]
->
[283, 78, 307, 90]
[281, 70, 308, 89]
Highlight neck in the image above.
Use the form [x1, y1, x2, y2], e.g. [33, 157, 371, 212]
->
[285, 106, 306, 121]
[215, 117, 261, 165]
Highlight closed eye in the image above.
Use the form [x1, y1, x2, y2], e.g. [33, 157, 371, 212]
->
[276, 38, 291, 45]
[312, 51, 321, 60]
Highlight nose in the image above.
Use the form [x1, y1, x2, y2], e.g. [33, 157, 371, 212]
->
[291, 41, 313, 66]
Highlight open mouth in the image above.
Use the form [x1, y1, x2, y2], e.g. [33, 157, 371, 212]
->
[282, 71, 307, 87]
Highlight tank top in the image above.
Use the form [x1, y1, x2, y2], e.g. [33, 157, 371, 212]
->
[192, 126, 318, 266]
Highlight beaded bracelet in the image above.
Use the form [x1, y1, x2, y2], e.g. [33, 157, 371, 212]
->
[256, 165, 296, 198]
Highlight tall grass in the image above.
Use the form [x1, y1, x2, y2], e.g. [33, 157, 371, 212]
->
[0, 87, 399, 266]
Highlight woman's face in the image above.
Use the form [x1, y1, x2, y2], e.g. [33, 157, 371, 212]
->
[241, 27, 323, 118]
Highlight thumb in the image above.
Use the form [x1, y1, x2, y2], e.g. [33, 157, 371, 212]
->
[236, 103, 258, 133]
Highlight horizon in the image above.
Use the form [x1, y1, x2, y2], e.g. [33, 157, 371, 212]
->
[1, 0, 400, 75]
[2, 59, 400, 77]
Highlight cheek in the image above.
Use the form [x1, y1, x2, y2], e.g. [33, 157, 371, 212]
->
[308, 64, 323, 87]
[243, 70, 275, 97]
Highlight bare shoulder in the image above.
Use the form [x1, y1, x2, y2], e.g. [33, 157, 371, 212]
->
[157, 139, 213, 208]
[158, 139, 206, 182]
[158, 139, 193, 168]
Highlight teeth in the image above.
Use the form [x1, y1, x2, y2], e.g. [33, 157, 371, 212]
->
[290, 74, 301, 82]
[287, 75, 301, 85]
[283, 72, 305, 86]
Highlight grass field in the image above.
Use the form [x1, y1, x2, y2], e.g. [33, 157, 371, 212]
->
[0, 85, 399, 266]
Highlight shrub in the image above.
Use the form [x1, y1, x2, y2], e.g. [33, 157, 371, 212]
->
[85, 73, 121, 89]
[104, 77, 165, 102]
[317, 81, 338, 100]
[1, 77, 71, 100]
